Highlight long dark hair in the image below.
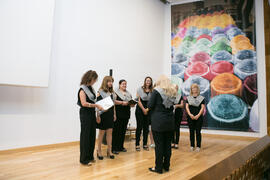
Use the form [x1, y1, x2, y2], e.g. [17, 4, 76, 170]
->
[80, 70, 98, 85]
[142, 76, 153, 92]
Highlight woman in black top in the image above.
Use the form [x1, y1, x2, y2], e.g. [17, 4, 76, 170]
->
[186, 83, 205, 152]
[96, 76, 116, 160]
[77, 70, 103, 166]
[172, 85, 184, 149]
[135, 77, 153, 151]
[147, 75, 177, 174]
[112, 79, 135, 154]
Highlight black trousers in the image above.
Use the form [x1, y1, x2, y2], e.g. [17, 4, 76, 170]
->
[112, 117, 129, 151]
[135, 110, 149, 146]
[80, 112, 96, 164]
[172, 113, 182, 145]
[152, 130, 173, 171]
[188, 117, 203, 148]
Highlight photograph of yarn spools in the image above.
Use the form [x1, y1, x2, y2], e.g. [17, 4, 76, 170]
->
[171, 0, 258, 132]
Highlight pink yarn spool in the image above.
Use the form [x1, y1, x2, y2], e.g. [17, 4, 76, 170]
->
[184, 61, 211, 80]
[210, 61, 234, 80]
[190, 51, 211, 66]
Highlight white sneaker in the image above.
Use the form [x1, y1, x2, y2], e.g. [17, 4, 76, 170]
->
[195, 147, 200, 152]
[150, 144, 155, 148]
[190, 147, 194, 151]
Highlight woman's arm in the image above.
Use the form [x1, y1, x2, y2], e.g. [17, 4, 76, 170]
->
[115, 99, 128, 106]
[79, 90, 96, 108]
[137, 93, 147, 115]
[137, 93, 145, 110]
[195, 104, 205, 120]
[185, 103, 195, 120]
[113, 105, 117, 121]
[175, 100, 184, 108]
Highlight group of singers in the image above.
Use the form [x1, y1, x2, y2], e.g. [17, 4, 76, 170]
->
[77, 70, 205, 174]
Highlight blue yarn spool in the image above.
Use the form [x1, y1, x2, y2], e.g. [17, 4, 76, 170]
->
[172, 53, 189, 67]
[207, 94, 249, 131]
[185, 26, 199, 38]
[212, 34, 229, 44]
[211, 50, 233, 64]
[181, 75, 210, 103]
[234, 49, 257, 64]
[197, 28, 211, 36]
[171, 63, 185, 80]
[226, 27, 245, 40]
[234, 59, 257, 80]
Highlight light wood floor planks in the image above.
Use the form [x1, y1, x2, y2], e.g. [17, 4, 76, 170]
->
[0, 133, 257, 180]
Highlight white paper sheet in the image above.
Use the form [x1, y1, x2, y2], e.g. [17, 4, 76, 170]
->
[96, 96, 114, 111]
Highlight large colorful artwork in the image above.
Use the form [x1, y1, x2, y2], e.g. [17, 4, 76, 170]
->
[171, 0, 258, 132]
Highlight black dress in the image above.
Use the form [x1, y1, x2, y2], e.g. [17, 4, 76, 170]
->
[96, 94, 114, 130]
[172, 96, 183, 145]
[112, 95, 131, 151]
[147, 89, 174, 172]
[187, 97, 205, 148]
[77, 86, 96, 164]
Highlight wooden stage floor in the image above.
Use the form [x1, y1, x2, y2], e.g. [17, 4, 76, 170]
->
[0, 133, 257, 180]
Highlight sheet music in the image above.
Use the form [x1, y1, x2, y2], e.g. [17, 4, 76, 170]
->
[96, 96, 114, 111]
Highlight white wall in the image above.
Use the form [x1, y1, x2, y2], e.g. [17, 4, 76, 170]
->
[164, 0, 267, 137]
[0, 0, 55, 87]
[0, 0, 166, 150]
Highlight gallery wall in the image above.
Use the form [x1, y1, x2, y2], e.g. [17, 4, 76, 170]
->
[163, 0, 267, 137]
[0, 0, 166, 150]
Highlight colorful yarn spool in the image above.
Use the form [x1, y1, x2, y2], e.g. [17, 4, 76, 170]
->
[230, 35, 255, 55]
[211, 73, 242, 97]
[171, 63, 185, 79]
[171, 75, 183, 94]
[211, 50, 233, 64]
[242, 74, 257, 106]
[184, 61, 211, 80]
[226, 27, 245, 40]
[212, 34, 229, 44]
[181, 75, 210, 103]
[176, 27, 187, 38]
[234, 49, 256, 64]
[197, 34, 212, 41]
[190, 51, 211, 65]
[210, 40, 232, 56]
[234, 59, 257, 80]
[210, 61, 234, 79]
[207, 94, 249, 131]
[249, 99, 259, 132]
[172, 53, 189, 67]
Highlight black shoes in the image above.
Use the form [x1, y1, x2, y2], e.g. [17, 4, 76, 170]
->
[107, 151, 115, 159]
[96, 150, 104, 160]
[148, 167, 162, 174]
[143, 146, 149, 151]
[112, 151, 119, 155]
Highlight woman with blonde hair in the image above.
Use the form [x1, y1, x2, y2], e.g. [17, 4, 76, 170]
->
[186, 83, 205, 152]
[147, 75, 177, 174]
[96, 76, 116, 160]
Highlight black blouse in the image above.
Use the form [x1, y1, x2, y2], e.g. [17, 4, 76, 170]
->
[115, 95, 131, 119]
[77, 86, 96, 114]
[187, 97, 205, 117]
[147, 89, 174, 132]
[175, 96, 183, 115]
